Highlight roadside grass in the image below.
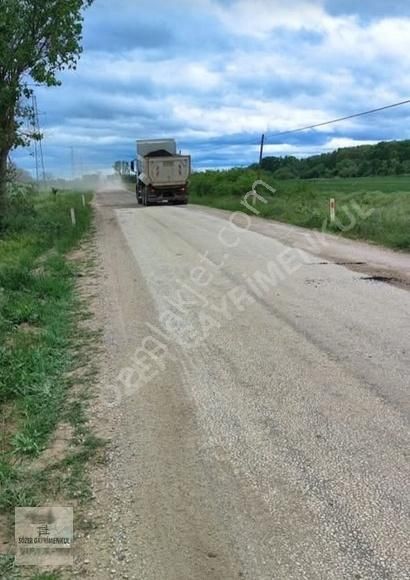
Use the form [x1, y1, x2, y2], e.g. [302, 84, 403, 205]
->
[189, 171, 410, 250]
[0, 556, 59, 580]
[0, 190, 105, 578]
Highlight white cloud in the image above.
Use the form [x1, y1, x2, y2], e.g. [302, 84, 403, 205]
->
[170, 97, 339, 136]
[317, 16, 410, 67]
[210, 0, 358, 38]
[72, 52, 222, 93]
[212, 0, 323, 36]
[324, 137, 379, 149]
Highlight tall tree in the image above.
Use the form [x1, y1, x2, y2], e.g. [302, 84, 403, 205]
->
[0, 0, 93, 223]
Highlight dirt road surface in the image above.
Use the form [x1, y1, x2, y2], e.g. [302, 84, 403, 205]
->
[78, 187, 409, 580]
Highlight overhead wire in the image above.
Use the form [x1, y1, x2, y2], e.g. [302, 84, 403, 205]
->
[265, 98, 410, 140]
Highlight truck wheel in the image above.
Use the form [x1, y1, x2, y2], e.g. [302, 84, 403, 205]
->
[136, 185, 142, 205]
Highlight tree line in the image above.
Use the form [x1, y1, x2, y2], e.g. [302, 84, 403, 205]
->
[254, 140, 410, 179]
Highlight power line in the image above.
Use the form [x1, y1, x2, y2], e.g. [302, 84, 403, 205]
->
[32, 95, 46, 183]
[267, 98, 410, 140]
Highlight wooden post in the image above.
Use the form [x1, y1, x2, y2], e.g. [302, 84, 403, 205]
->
[330, 198, 336, 223]
[70, 208, 76, 227]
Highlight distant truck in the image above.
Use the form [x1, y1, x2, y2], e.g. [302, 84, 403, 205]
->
[131, 139, 191, 206]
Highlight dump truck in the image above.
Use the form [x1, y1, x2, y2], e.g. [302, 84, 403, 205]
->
[132, 139, 191, 206]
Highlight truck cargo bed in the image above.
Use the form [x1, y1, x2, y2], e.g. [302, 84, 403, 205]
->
[140, 156, 191, 188]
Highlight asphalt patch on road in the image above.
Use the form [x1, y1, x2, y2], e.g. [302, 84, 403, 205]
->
[361, 275, 400, 283]
[336, 261, 367, 266]
[306, 261, 367, 266]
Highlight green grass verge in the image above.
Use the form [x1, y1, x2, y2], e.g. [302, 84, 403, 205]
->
[0, 190, 104, 579]
[189, 170, 410, 250]
[0, 556, 60, 580]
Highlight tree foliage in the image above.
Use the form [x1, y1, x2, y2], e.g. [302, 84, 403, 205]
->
[0, 0, 93, 219]
[260, 140, 410, 179]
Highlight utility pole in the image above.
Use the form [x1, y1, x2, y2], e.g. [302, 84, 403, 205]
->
[32, 95, 46, 184]
[258, 133, 265, 177]
[30, 113, 39, 186]
[33, 137, 39, 186]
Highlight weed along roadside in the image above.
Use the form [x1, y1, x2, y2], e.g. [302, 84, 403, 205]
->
[0, 191, 104, 579]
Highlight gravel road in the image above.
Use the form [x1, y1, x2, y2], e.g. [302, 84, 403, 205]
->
[78, 187, 409, 580]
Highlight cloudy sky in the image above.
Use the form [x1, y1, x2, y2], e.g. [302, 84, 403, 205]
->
[13, 0, 410, 177]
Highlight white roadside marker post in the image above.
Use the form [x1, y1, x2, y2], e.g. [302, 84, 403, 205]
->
[330, 198, 336, 224]
[82, 194, 86, 207]
[70, 208, 76, 227]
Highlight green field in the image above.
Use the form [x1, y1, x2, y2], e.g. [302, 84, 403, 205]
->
[189, 171, 410, 250]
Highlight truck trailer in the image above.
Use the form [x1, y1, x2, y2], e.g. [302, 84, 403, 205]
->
[133, 139, 191, 206]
